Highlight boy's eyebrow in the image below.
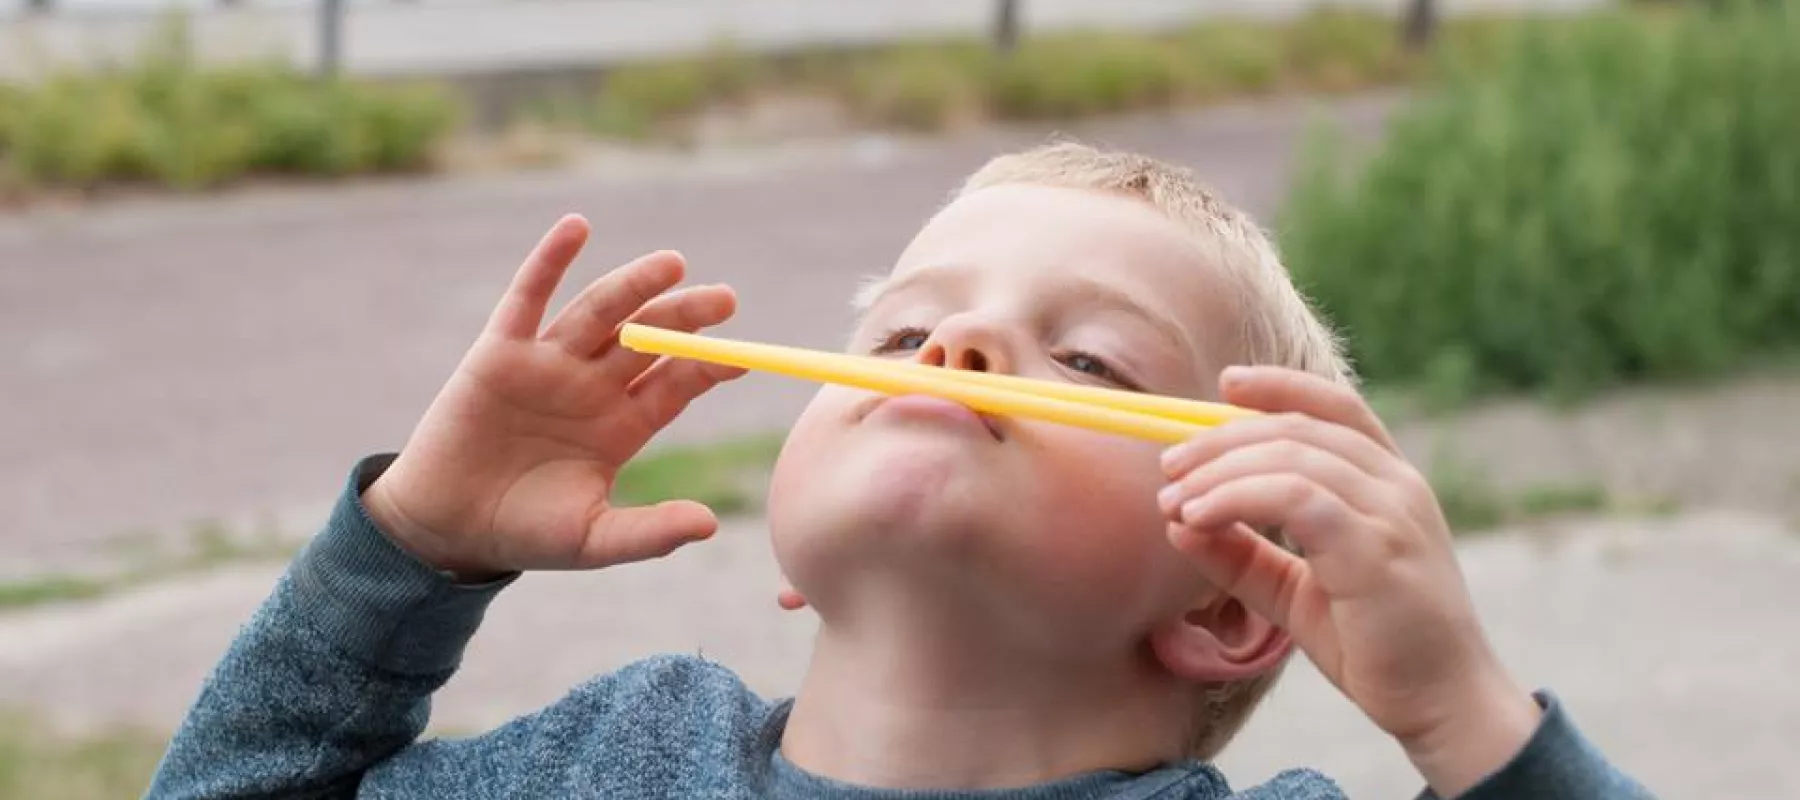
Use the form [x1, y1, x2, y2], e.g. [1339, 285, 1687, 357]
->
[1048, 275, 1193, 356]
[849, 265, 969, 313]
[852, 265, 1191, 355]
[849, 273, 895, 314]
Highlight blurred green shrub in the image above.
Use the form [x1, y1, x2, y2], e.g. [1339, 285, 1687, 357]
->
[576, 8, 1484, 140]
[1280, 2, 1800, 397]
[0, 24, 458, 192]
[986, 33, 1185, 118]
[1278, 5, 1407, 89]
[1171, 21, 1284, 96]
[587, 41, 763, 139]
[841, 41, 993, 131]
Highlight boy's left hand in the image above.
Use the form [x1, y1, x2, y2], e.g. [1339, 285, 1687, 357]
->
[1158, 366, 1541, 798]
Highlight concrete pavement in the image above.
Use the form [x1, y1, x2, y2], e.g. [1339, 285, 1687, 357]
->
[2, 509, 1793, 797]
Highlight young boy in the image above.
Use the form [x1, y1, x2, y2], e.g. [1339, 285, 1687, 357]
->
[148, 144, 1653, 799]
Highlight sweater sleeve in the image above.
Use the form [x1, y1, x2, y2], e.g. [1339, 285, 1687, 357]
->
[145, 454, 522, 799]
[1417, 691, 1657, 800]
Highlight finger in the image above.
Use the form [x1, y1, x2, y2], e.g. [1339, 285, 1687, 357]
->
[1166, 521, 1313, 634]
[577, 499, 719, 568]
[541, 250, 687, 358]
[486, 214, 592, 340]
[596, 283, 738, 383]
[1161, 411, 1400, 483]
[1178, 473, 1375, 563]
[1159, 439, 1391, 521]
[1220, 366, 1401, 454]
[627, 357, 748, 432]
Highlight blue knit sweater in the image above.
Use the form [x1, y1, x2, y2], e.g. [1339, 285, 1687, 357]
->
[145, 456, 1655, 799]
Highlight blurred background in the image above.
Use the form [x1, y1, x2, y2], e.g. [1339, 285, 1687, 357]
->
[2, 0, 1796, 796]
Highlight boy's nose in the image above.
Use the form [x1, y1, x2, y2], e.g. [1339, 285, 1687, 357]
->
[918, 317, 1013, 375]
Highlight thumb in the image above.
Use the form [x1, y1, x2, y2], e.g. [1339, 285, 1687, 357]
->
[577, 499, 719, 568]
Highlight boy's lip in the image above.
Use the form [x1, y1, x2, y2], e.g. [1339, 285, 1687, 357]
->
[858, 394, 1005, 441]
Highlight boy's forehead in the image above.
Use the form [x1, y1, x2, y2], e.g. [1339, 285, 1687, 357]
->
[847, 183, 1249, 378]
[860, 184, 1226, 316]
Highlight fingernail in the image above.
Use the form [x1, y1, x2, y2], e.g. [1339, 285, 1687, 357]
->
[1221, 365, 1250, 386]
[1156, 483, 1182, 513]
[1179, 498, 1208, 525]
[1160, 443, 1190, 474]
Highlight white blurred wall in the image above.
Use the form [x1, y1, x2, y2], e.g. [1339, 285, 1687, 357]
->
[0, 0, 1607, 81]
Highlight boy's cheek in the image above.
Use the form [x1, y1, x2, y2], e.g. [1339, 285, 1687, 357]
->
[1014, 428, 1182, 583]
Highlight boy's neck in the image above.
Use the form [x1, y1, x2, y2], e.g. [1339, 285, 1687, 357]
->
[779, 614, 1187, 791]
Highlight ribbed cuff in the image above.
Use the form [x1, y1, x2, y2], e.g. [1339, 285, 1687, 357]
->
[290, 453, 519, 676]
[1424, 690, 1647, 800]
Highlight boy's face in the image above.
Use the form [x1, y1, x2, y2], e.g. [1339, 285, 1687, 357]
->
[768, 183, 1243, 659]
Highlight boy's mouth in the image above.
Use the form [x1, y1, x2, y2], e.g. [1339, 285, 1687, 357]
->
[857, 394, 1005, 442]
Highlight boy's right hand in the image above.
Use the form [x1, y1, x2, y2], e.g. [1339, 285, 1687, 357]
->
[361, 215, 744, 579]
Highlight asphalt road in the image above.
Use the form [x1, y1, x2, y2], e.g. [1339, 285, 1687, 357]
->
[0, 93, 1396, 570]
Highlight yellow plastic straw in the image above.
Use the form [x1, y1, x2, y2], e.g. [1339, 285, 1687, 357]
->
[618, 323, 1255, 443]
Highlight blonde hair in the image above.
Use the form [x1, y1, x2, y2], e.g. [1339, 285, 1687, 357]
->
[957, 141, 1355, 760]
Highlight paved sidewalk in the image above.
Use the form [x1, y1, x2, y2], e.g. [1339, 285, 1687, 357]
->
[1, 509, 1794, 797]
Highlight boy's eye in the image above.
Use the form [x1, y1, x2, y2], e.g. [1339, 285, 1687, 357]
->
[1057, 351, 1141, 391]
[872, 326, 931, 354]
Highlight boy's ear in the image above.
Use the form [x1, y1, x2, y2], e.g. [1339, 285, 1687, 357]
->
[1148, 588, 1290, 684]
[776, 579, 808, 611]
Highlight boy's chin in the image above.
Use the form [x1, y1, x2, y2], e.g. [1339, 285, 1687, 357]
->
[772, 441, 1016, 563]
[839, 434, 1010, 529]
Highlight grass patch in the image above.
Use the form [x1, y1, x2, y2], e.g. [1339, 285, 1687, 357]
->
[1434, 472, 1619, 534]
[612, 433, 786, 515]
[1514, 483, 1611, 518]
[0, 435, 787, 612]
[0, 575, 107, 609]
[0, 521, 298, 612]
[0, 715, 168, 799]
[1618, 493, 1683, 518]
[1426, 444, 1622, 533]
[1427, 452, 1509, 532]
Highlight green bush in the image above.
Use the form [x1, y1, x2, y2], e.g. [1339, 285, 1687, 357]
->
[0, 26, 459, 192]
[588, 41, 765, 138]
[358, 82, 460, 171]
[564, 9, 1505, 141]
[842, 42, 990, 131]
[1280, 2, 1800, 397]
[4, 76, 150, 186]
[987, 33, 1185, 118]
[1171, 21, 1284, 96]
[1280, 6, 1405, 88]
